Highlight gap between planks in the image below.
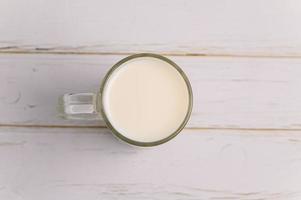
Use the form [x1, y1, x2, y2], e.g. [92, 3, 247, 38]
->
[1, 124, 301, 133]
[1, 49, 301, 59]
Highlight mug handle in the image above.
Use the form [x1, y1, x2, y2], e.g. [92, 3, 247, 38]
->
[58, 93, 102, 120]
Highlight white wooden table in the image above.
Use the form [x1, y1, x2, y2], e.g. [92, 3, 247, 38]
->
[1, 0, 301, 199]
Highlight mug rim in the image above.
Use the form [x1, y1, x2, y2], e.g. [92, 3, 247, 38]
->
[98, 53, 193, 147]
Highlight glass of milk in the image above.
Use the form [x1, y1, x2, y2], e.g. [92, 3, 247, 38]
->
[58, 53, 193, 146]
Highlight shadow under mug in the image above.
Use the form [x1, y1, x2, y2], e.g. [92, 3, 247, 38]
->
[58, 53, 193, 147]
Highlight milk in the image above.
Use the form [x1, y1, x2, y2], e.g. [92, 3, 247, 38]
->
[102, 57, 190, 143]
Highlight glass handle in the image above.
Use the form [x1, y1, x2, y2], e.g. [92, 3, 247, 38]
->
[58, 93, 102, 120]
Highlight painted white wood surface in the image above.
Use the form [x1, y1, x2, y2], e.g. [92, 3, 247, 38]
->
[1, 0, 301, 57]
[1, 54, 301, 129]
[1, 0, 301, 198]
[0, 127, 301, 200]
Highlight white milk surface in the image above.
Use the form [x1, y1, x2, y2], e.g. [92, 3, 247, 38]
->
[102, 57, 190, 143]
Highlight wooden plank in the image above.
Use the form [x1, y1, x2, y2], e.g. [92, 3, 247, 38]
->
[1, 0, 301, 57]
[1, 53, 301, 129]
[0, 127, 301, 199]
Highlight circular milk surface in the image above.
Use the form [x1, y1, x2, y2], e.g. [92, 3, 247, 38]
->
[102, 57, 190, 143]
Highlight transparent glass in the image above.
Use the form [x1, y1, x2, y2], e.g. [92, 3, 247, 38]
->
[57, 53, 193, 147]
[58, 93, 102, 120]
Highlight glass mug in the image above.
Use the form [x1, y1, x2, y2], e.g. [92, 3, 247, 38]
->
[58, 53, 193, 147]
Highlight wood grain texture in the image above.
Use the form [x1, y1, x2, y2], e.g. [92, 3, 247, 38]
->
[2, 0, 301, 198]
[1, 53, 301, 129]
[0, 127, 301, 200]
[1, 0, 301, 57]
